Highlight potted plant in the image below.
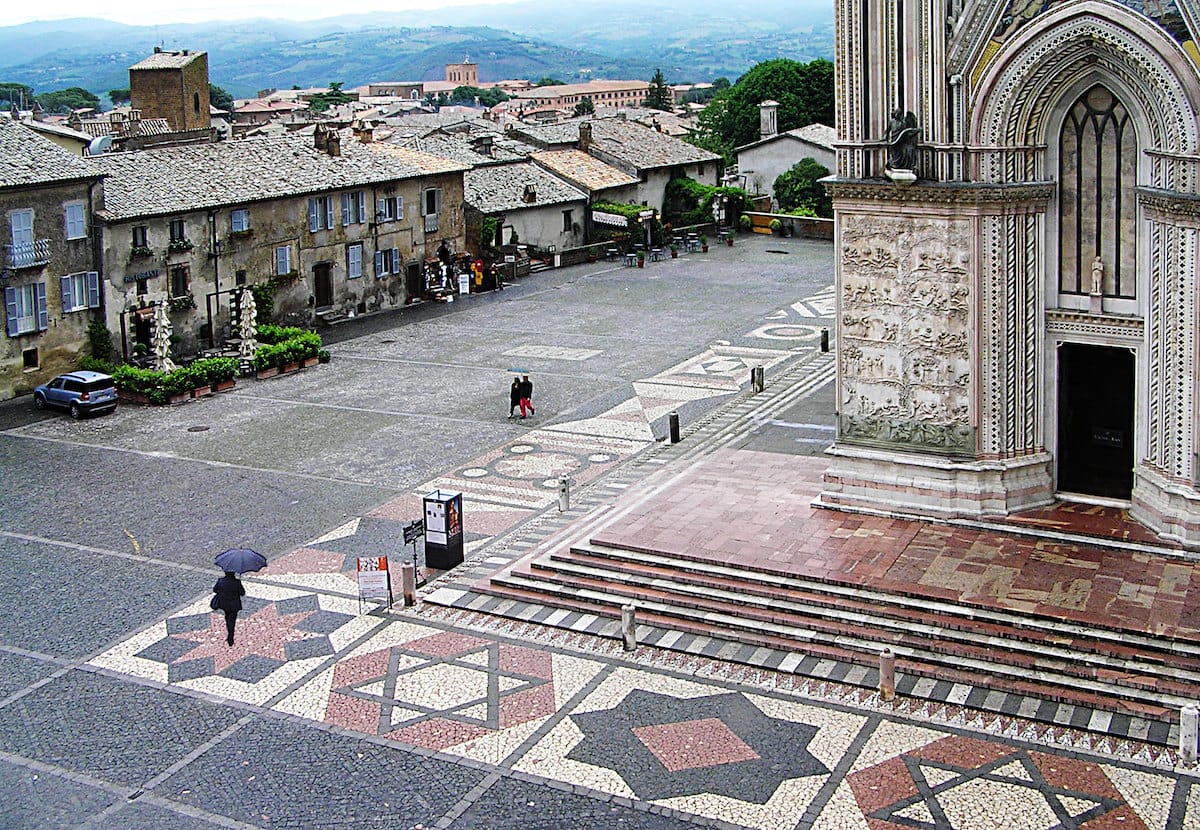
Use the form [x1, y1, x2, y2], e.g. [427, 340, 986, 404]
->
[636, 250, 645, 268]
[738, 214, 752, 233]
[168, 293, 196, 312]
[769, 218, 782, 236]
[699, 235, 709, 253]
[167, 238, 194, 254]
[129, 245, 154, 260]
[670, 244, 679, 258]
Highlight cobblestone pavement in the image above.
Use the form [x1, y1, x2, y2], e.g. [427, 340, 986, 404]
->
[2, 236, 1198, 828]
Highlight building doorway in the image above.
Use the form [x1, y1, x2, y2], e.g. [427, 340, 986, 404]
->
[1056, 343, 1134, 500]
[314, 262, 333, 309]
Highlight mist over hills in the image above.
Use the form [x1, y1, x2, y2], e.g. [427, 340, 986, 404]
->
[0, 0, 834, 100]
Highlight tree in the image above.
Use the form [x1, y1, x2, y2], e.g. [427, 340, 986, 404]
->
[35, 87, 100, 114]
[108, 88, 131, 106]
[449, 85, 509, 108]
[533, 77, 564, 87]
[306, 81, 354, 114]
[0, 83, 34, 108]
[644, 68, 673, 111]
[712, 77, 731, 91]
[774, 158, 832, 217]
[573, 96, 594, 117]
[208, 83, 233, 111]
[694, 59, 834, 152]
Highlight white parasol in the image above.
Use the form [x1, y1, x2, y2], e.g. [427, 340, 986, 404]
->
[153, 301, 177, 373]
[237, 287, 258, 363]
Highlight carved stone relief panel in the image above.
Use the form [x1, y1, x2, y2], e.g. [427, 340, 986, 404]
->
[838, 213, 975, 454]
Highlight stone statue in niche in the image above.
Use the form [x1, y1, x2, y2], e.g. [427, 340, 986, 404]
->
[886, 109, 920, 171]
[1090, 255, 1104, 296]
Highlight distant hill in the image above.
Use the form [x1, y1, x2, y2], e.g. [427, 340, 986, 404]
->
[0, 2, 834, 100]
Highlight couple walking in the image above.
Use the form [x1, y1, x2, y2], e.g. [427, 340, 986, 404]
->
[509, 374, 535, 419]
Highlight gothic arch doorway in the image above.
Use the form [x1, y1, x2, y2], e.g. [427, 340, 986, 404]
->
[1056, 343, 1134, 500]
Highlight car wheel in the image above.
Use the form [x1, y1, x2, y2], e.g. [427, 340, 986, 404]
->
[33, 394, 45, 410]
[70, 402, 81, 420]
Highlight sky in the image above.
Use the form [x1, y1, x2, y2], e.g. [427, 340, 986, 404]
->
[0, 0, 524, 28]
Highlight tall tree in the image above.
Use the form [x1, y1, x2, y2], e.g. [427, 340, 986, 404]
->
[774, 158, 832, 217]
[36, 87, 100, 114]
[694, 59, 834, 151]
[208, 84, 233, 111]
[108, 88, 131, 106]
[644, 68, 673, 111]
[573, 96, 594, 116]
[0, 83, 35, 108]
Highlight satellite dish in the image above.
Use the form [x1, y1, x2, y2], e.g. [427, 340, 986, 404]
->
[87, 135, 112, 156]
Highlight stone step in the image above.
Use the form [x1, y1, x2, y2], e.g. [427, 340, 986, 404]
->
[525, 556, 1200, 693]
[487, 568, 1188, 716]
[564, 542, 1200, 663]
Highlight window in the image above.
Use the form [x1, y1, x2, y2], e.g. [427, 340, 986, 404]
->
[308, 196, 334, 232]
[276, 245, 292, 275]
[22, 347, 38, 370]
[169, 266, 189, 297]
[230, 209, 250, 233]
[136, 278, 149, 295]
[422, 187, 442, 233]
[10, 208, 33, 247]
[193, 92, 200, 114]
[61, 271, 99, 312]
[347, 243, 363, 279]
[342, 191, 367, 226]
[169, 218, 186, 243]
[4, 282, 47, 336]
[235, 269, 247, 286]
[132, 225, 148, 247]
[562, 209, 573, 232]
[376, 195, 403, 222]
[374, 247, 401, 276]
[64, 202, 86, 240]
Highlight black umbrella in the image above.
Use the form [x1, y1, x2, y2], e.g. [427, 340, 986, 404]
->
[214, 547, 267, 574]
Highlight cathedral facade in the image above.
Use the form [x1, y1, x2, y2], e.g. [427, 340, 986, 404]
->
[821, 1, 1200, 546]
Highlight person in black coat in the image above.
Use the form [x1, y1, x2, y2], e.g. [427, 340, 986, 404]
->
[509, 377, 521, 418]
[212, 571, 246, 646]
[519, 374, 535, 418]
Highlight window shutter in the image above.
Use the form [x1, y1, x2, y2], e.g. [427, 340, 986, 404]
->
[396, 197, 404, 219]
[325, 198, 334, 230]
[420, 191, 428, 216]
[308, 198, 319, 232]
[341, 193, 350, 226]
[374, 250, 384, 277]
[391, 248, 400, 274]
[434, 188, 442, 215]
[86, 271, 100, 308]
[376, 198, 387, 221]
[60, 275, 74, 312]
[4, 286, 17, 337]
[35, 282, 48, 331]
[276, 246, 288, 275]
[357, 192, 366, 223]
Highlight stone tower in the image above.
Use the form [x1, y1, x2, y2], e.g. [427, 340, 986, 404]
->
[445, 56, 478, 87]
[129, 48, 211, 133]
[821, 1, 1200, 547]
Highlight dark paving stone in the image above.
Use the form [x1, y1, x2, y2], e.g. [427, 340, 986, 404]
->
[450, 776, 704, 830]
[166, 613, 212, 636]
[282, 636, 334, 661]
[107, 799, 229, 829]
[273, 594, 320, 615]
[0, 652, 57, 702]
[138, 635, 202, 666]
[294, 609, 354, 635]
[219, 654, 283, 684]
[159, 716, 485, 829]
[169, 657, 217, 684]
[0, 670, 237, 788]
[0, 758, 115, 830]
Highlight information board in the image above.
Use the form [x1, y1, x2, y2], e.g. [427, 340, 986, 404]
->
[356, 556, 391, 600]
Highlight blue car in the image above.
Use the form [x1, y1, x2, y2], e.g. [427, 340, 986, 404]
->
[33, 370, 118, 419]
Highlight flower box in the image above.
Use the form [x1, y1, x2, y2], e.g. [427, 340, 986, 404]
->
[302, 356, 320, 368]
[281, 361, 301, 374]
[256, 366, 280, 379]
[168, 392, 190, 405]
[191, 385, 214, 398]
[118, 389, 150, 405]
[214, 379, 236, 392]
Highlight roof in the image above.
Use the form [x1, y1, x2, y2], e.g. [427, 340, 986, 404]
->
[464, 162, 585, 213]
[518, 118, 718, 171]
[0, 120, 101, 189]
[90, 130, 468, 221]
[735, 122, 837, 153]
[530, 149, 638, 192]
[130, 50, 206, 70]
[397, 131, 526, 166]
[76, 116, 173, 139]
[235, 100, 305, 114]
[513, 80, 649, 100]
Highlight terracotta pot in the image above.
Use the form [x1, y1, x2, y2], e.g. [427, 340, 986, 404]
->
[256, 366, 280, 379]
[282, 361, 301, 373]
[117, 390, 149, 405]
[191, 385, 213, 399]
[726, 237, 734, 247]
[701, 244, 709, 253]
[214, 379, 236, 392]
[302, 356, 320, 368]
[671, 250, 678, 258]
[168, 392, 190, 405]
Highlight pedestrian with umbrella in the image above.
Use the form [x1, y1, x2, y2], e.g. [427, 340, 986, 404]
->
[211, 548, 266, 646]
[508, 376, 521, 419]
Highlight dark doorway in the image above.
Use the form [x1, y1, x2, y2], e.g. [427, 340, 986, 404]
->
[314, 263, 333, 309]
[1057, 343, 1134, 499]
[406, 261, 422, 299]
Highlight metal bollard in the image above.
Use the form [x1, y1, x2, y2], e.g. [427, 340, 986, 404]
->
[401, 562, 416, 607]
[558, 476, 570, 511]
[669, 410, 680, 444]
[820, 328, 830, 353]
[1182, 704, 1198, 766]
[878, 648, 896, 702]
[621, 604, 638, 651]
[751, 365, 765, 393]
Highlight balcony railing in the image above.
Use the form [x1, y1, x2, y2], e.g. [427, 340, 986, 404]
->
[4, 239, 50, 270]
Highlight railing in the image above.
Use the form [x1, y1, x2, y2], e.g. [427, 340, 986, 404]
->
[424, 213, 439, 234]
[4, 239, 50, 270]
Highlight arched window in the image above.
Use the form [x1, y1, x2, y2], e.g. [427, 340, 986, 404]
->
[1058, 85, 1137, 298]
[193, 91, 201, 115]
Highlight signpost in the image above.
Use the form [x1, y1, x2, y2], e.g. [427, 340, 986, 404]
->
[402, 519, 426, 587]
[356, 555, 393, 613]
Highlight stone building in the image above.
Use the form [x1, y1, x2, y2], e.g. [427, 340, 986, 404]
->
[89, 126, 467, 357]
[129, 49, 211, 133]
[821, 1, 1200, 547]
[0, 120, 103, 400]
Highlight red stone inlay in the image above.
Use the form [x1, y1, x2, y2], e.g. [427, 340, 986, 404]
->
[178, 604, 318, 674]
[632, 717, 760, 772]
[497, 683, 555, 728]
[324, 691, 380, 733]
[332, 648, 390, 687]
[498, 643, 554, 680]
[405, 631, 489, 657]
[386, 717, 490, 751]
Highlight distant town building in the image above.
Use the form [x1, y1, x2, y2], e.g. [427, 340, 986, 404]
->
[129, 49, 211, 134]
[508, 81, 651, 114]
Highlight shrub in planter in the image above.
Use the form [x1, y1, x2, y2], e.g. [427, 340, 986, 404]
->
[738, 214, 752, 232]
[77, 355, 116, 374]
[769, 219, 782, 235]
[318, 349, 332, 364]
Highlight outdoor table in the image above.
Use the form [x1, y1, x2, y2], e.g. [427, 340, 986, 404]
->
[622, 252, 638, 267]
[650, 248, 664, 261]
[606, 247, 619, 260]
[686, 238, 700, 252]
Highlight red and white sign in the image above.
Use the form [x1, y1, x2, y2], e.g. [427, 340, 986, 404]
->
[357, 556, 390, 599]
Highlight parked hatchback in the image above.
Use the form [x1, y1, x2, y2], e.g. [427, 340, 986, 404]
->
[33, 371, 118, 419]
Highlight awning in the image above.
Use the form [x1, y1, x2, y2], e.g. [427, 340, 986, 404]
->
[592, 210, 628, 227]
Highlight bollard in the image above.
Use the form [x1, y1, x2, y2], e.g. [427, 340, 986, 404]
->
[820, 328, 830, 353]
[669, 410, 680, 444]
[401, 562, 416, 607]
[558, 476, 570, 511]
[751, 365, 765, 393]
[1183, 704, 1199, 766]
[878, 648, 895, 702]
[621, 604, 638, 651]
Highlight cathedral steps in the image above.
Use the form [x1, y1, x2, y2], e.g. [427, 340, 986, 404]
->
[476, 540, 1198, 720]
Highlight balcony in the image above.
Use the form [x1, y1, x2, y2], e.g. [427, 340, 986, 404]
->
[4, 239, 50, 270]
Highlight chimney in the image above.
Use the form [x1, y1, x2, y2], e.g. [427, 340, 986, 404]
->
[579, 121, 592, 151]
[759, 100, 779, 139]
[472, 134, 493, 157]
[522, 183, 537, 203]
[616, 111, 626, 121]
[327, 131, 341, 156]
[652, 116, 660, 132]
